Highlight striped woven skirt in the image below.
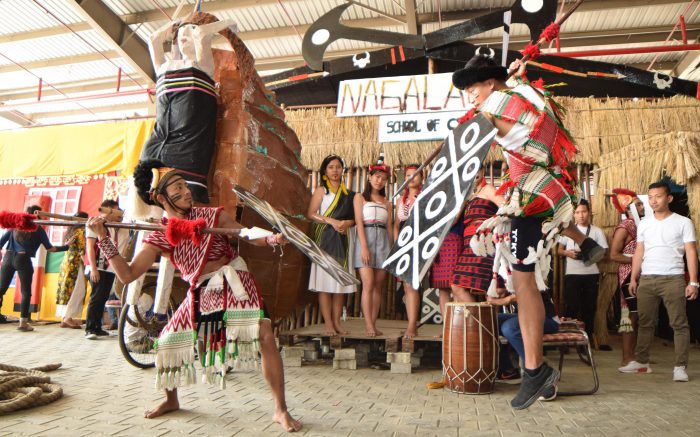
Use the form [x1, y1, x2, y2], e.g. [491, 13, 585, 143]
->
[430, 233, 463, 289]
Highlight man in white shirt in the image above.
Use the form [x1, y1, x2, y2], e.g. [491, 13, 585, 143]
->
[85, 200, 130, 339]
[558, 199, 609, 345]
[620, 182, 698, 381]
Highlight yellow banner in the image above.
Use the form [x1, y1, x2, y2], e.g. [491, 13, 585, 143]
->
[0, 119, 154, 178]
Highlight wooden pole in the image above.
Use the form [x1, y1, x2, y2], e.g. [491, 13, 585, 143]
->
[27, 219, 241, 238]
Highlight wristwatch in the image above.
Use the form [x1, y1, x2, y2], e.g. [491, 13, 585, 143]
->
[689, 281, 700, 288]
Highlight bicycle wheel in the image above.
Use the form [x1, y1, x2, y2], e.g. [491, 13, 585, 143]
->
[118, 285, 175, 369]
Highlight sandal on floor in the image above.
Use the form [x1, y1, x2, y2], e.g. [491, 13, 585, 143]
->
[17, 324, 35, 332]
[0, 315, 9, 324]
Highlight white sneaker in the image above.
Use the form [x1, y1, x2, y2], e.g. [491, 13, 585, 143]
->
[618, 361, 652, 373]
[673, 366, 689, 382]
[85, 332, 97, 340]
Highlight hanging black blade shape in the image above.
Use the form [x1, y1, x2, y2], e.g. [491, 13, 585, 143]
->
[303, 3, 424, 71]
[424, 0, 558, 50]
[302, 1, 558, 71]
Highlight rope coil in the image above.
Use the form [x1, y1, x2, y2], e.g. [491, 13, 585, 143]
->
[0, 363, 63, 415]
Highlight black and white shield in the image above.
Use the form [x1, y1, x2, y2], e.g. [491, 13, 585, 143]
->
[232, 185, 360, 287]
[383, 114, 496, 289]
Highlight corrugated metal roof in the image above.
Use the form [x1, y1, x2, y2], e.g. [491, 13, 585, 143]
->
[0, 0, 698, 129]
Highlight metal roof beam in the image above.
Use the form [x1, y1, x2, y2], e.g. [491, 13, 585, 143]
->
[0, 76, 143, 101]
[0, 22, 92, 44]
[0, 51, 121, 74]
[73, 0, 155, 83]
[0, 110, 36, 127]
[25, 102, 150, 120]
[405, 0, 419, 35]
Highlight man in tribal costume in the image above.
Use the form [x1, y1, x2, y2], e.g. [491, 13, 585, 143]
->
[86, 159, 301, 432]
[452, 52, 605, 409]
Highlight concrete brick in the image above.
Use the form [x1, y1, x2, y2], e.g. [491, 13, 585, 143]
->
[386, 352, 411, 364]
[334, 348, 356, 360]
[332, 359, 357, 370]
[304, 350, 319, 360]
[281, 346, 304, 358]
[282, 356, 302, 367]
[390, 362, 412, 374]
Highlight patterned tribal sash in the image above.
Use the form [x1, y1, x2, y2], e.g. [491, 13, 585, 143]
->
[150, 208, 263, 390]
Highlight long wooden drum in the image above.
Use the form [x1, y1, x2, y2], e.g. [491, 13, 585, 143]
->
[442, 303, 499, 394]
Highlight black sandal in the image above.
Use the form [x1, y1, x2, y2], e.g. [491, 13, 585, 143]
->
[0, 314, 9, 324]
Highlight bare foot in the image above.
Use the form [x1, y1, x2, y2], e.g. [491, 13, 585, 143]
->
[374, 329, 383, 336]
[144, 398, 180, 419]
[333, 321, 349, 335]
[323, 323, 338, 336]
[403, 328, 417, 339]
[273, 410, 302, 432]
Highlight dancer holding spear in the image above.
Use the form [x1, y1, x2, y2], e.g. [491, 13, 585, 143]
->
[0, 161, 301, 431]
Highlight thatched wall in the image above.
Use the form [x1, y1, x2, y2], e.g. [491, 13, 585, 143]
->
[285, 96, 700, 169]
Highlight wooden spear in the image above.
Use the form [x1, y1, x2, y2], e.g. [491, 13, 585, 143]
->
[29, 219, 243, 238]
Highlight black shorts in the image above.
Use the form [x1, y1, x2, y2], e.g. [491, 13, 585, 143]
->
[510, 216, 544, 273]
[620, 281, 637, 313]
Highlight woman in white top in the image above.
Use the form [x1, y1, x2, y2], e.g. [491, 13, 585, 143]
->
[306, 155, 356, 336]
[354, 158, 393, 337]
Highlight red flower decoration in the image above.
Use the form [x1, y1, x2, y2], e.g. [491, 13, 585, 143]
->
[165, 217, 207, 246]
[539, 23, 560, 43]
[0, 211, 38, 232]
[457, 108, 477, 124]
[531, 78, 545, 90]
[520, 43, 541, 60]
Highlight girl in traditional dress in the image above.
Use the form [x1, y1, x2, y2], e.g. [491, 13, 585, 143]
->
[451, 168, 505, 301]
[55, 211, 89, 328]
[393, 165, 424, 338]
[354, 156, 393, 337]
[306, 155, 356, 335]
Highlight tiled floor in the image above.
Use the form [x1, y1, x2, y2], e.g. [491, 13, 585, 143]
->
[1, 322, 699, 436]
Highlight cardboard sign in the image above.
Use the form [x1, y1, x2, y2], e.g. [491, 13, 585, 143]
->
[378, 111, 466, 142]
[336, 72, 471, 117]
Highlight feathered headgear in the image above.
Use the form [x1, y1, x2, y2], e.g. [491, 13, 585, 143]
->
[369, 152, 390, 174]
[610, 188, 638, 214]
[452, 47, 508, 90]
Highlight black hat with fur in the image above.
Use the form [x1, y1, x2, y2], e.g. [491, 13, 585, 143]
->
[452, 48, 507, 90]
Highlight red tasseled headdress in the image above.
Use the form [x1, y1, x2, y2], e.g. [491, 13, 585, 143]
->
[0, 211, 38, 232]
[165, 217, 207, 246]
[610, 188, 638, 214]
